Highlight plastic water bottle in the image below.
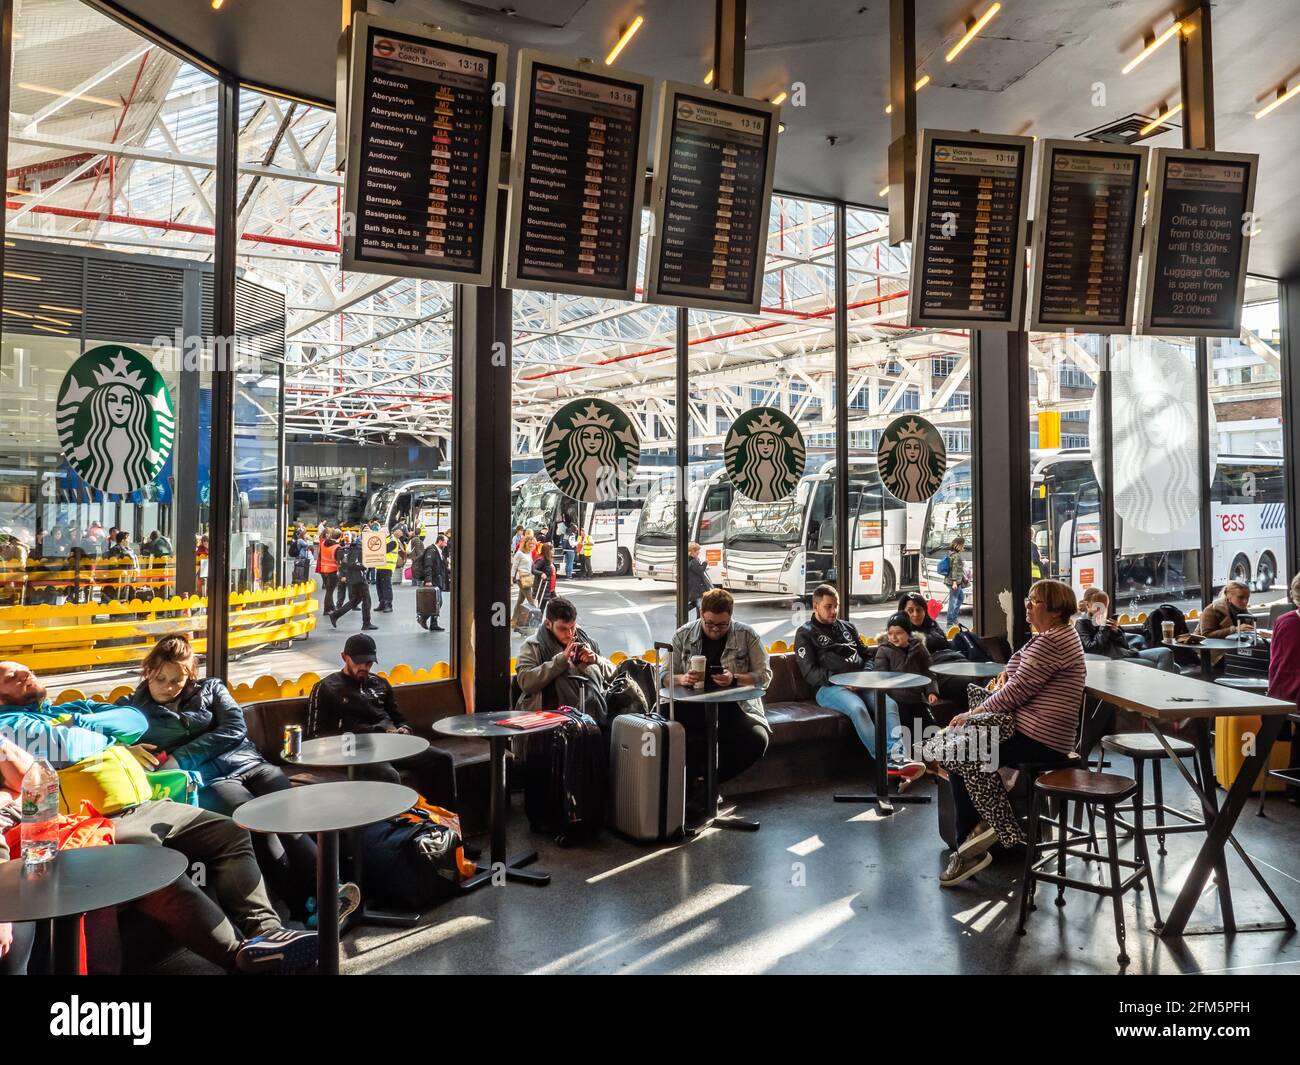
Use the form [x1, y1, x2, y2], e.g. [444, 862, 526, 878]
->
[20, 759, 59, 869]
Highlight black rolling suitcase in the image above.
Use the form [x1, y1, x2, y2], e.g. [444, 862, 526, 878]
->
[416, 585, 441, 624]
[524, 684, 607, 845]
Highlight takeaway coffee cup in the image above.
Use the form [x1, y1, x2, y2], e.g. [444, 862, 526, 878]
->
[690, 655, 707, 689]
[1161, 621, 1175, 642]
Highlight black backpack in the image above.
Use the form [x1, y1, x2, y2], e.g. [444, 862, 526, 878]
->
[1145, 604, 1188, 648]
[604, 658, 657, 727]
[949, 625, 990, 662]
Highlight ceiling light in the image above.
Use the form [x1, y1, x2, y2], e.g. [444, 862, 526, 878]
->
[1122, 21, 1183, 75]
[778, 123, 786, 133]
[33, 314, 72, 327]
[39, 304, 82, 315]
[605, 15, 643, 65]
[3, 271, 41, 282]
[211, 0, 224, 8]
[1139, 102, 1182, 136]
[17, 83, 118, 108]
[770, 90, 787, 106]
[1255, 82, 1300, 119]
[880, 186, 890, 198]
[32, 324, 69, 335]
[884, 75, 931, 113]
[704, 69, 714, 85]
[3, 308, 32, 319]
[945, 2, 1002, 63]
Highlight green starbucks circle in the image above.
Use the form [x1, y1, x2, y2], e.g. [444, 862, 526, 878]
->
[542, 398, 641, 503]
[724, 407, 806, 502]
[877, 415, 946, 503]
[56, 345, 174, 496]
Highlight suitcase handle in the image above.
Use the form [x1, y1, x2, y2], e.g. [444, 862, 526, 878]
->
[654, 641, 675, 722]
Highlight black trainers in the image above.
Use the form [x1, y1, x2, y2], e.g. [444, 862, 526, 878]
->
[234, 927, 319, 974]
[362, 623, 379, 631]
[328, 614, 338, 628]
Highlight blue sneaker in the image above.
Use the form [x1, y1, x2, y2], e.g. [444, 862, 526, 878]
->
[235, 927, 319, 974]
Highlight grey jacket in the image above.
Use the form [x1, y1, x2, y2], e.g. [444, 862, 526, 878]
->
[515, 629, 615, 713]
[663, 618, 772, 727]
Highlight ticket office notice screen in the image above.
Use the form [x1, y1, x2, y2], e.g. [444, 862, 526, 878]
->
[918, 141, 1026, 324]
[1147, 158, 1250, 332]
[655, 95, 771, 306]
[354, 27, 496, 275]
[1037, 150, 1142, 328]
[516, 65, 643, 291]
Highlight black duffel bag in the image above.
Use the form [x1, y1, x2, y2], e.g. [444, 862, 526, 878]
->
[603, 657, 657, 727]
[358, 807, 468, 910]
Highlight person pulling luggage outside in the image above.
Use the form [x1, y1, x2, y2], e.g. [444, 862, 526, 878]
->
[795, 584, 923, 782]
[685, 541, 713, 619]
[374, 529, 399, 613]
[416, 534, 450, 631]
[306, 635, 457, 807]
[664, 588, 772, 821]
[289, 523, 313, 584]
[940, 536, 969, 628]
[515, 597, 614, 716]
[329, 532, 377, 631]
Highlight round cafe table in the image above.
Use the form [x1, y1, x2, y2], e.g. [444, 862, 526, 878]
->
[1170, 635, 1268, 681]
[236, 780, 416, 976]
[287, 732, 431, 927]
[928, 660, 1005, 682]
[663, 683, 767, 832]
[829, 671, 933, 816]
[0, 844, 187, 975]
[432, 711, 565, 889]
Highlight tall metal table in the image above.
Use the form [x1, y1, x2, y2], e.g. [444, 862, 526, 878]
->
[288, 731, 431, 927]
[829, 671, 933, 816]
[662, 683, 767, 832]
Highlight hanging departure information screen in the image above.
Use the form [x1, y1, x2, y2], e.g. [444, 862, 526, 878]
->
[908, 130, 1033, 330]
[1139, 147, 1257, 337]
[503, 53, 651, 300]
[645, 83, 779, 315]
[1028, 141, 1147, 333]
[341, 14, 506, 286]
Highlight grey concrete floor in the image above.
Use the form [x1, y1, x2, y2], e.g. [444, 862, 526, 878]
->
[333, 760, 1300, 976]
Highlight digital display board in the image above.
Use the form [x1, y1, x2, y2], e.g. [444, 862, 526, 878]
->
[1139, 147, 1257, 337]
[1027, 140, 1147, 334]
[908, 129, 1033, 330]
[503, 52, 651, 300]
[341, 14, 506, 286]
[644, 82, 779, 315]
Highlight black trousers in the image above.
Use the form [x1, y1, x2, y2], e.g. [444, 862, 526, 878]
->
[200, 762, 318, 913]
[331, 580, 372, 626]
[320, 572, 339, 614]
[355, 746, 457, 808]
[376, 568, 393, 610]
[949, 731, 1063, 841]
[675, 702, 770, 806]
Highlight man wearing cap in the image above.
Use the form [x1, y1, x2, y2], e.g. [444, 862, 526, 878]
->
[305, 634, 457, 806]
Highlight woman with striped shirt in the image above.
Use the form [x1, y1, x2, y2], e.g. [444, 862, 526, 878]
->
[930, 579, 1086, 887]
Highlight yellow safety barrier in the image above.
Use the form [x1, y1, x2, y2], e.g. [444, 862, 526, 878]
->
[0, 555, 183, 605]
[2, 583, 317, 675]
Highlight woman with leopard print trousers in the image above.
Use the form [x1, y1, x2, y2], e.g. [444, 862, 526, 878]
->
[924, 579, 1086, 887]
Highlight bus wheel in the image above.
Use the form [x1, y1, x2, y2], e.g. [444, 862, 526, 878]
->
[616, 548, 632, 577]
[1256, 553, 1276, 593]
[1229, 554, 1251, 586]
[879, 562, 897, 603]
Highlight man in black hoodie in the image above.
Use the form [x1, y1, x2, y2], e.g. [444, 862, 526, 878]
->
[794, 584, 909, 771]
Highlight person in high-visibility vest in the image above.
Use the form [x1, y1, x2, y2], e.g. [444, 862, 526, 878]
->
[375, 530, 399, 612]
[575, 528, 593, 580]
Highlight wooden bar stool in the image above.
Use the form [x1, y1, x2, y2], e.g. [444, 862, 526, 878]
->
[1100, 731, 1205, 854]
[1016, 768, 1161, 966]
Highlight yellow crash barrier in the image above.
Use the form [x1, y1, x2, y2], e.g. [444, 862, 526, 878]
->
[1, 583, 317, 674]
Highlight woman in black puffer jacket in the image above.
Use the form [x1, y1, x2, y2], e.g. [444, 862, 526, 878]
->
[897, 592, 954, 657]
[125, 633, 320, 915]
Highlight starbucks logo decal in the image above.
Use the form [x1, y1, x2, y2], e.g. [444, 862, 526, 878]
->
[724, 407, 805, 503]
[543, 399, 641, 503]
[877, 415, 946, 503]
[57, 345, 174, 496]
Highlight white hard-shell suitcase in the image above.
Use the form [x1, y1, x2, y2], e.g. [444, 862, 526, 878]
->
[609, 642, 686, 842]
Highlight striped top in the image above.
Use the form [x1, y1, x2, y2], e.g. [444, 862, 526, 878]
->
[980, 623, 1086, 753]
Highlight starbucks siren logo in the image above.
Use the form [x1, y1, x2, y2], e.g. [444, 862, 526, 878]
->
[877, 415, 946, 504]
[57, 345, 174, 496]
[542, 399, 640, 503]
[724, 407, 806, 503]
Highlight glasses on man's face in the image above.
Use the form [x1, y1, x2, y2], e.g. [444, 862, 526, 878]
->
[701, 617, 730, 632]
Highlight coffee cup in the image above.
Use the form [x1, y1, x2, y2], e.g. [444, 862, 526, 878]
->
[690, 654, 707, 689]
[1161, 621, 1174, 642]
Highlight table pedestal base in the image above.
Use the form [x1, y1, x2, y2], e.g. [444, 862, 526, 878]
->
[356, 904, 421, 927]
[459, 850, 550, 890]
